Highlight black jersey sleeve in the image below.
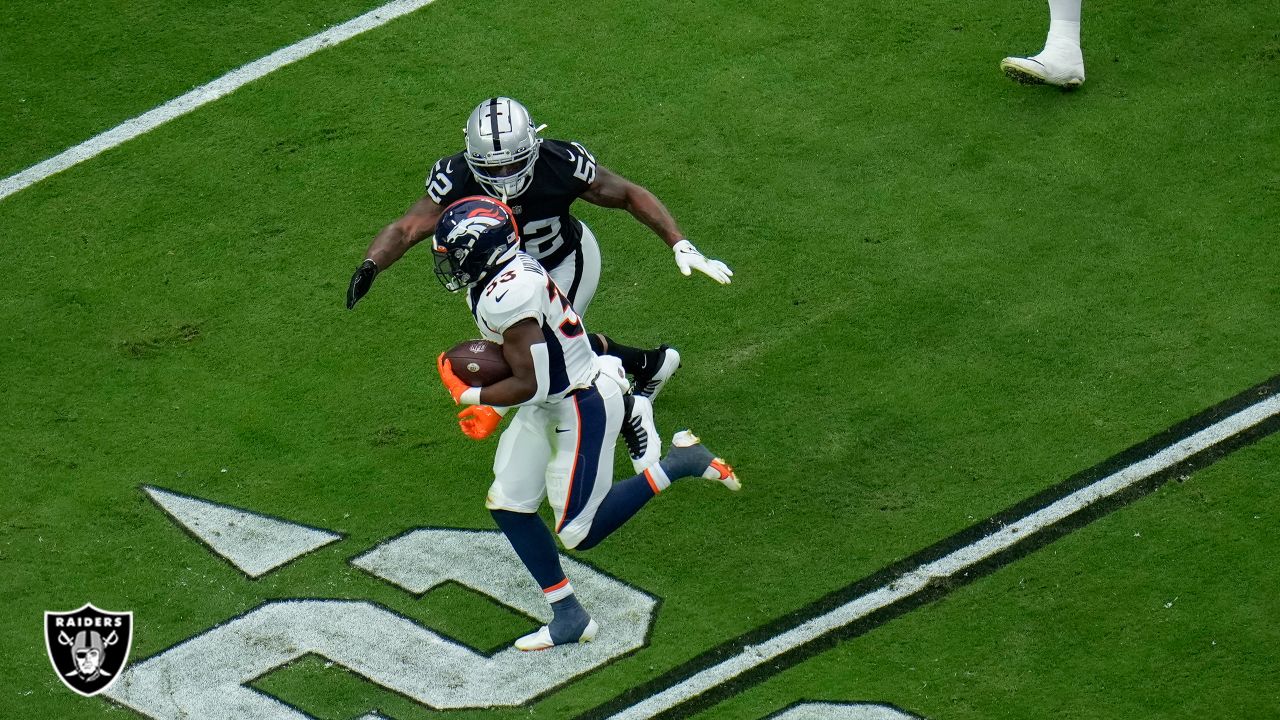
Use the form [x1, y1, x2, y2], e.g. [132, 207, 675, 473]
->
[423, 152, 472, 206]
[538, 139, 599, 197]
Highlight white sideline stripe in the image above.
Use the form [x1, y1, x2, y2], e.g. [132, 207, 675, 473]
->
[611, 393, 1280, 720]
[0, 0, 438, 203]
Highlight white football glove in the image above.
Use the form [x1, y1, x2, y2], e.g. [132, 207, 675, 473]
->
[672, 239, 734, 284]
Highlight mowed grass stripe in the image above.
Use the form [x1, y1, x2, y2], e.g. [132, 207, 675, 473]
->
[0, 0, 439, 202]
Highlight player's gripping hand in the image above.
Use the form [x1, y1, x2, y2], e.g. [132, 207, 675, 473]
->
[346, 259, 379, 309]
[458, 405, 501, 440]
[436, 354, 470, 404]
[672, 239, 733, 284]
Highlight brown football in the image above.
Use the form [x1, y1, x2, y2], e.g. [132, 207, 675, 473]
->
[444, 338, 512, 387]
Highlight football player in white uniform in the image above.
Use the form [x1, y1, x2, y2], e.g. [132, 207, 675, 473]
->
[431, 196, 740, 651]
[347, 96, 734, 401]
[1001, 0, 1085, 87]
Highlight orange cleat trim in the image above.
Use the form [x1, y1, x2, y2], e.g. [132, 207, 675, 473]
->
[709, 459, 734, 479]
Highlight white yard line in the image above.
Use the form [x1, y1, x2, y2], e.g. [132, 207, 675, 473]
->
[0, 0, 439, 203]
[610, 393, 1280, 720]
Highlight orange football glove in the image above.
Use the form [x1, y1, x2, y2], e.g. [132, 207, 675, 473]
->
[436, 353, 470, 404]
[458, 405, 502, 440]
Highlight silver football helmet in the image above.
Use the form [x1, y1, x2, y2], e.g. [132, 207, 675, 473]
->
[464, 97, 544, 201]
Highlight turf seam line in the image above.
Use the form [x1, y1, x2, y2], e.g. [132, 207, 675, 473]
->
[577, 375, 1280, 720]
[0, 0, 439, 203]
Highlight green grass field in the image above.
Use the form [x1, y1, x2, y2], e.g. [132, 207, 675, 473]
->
[3, 0, 1278, 718]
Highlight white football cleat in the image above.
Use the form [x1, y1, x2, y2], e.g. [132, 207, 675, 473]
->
[514, 618, 599, 651]
[634, 346, 681, 402]
[1000, 47, 1085, 88]
[622, 394, 662, 474]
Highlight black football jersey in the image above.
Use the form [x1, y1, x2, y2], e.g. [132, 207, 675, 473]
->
[425, 139, 599, 269]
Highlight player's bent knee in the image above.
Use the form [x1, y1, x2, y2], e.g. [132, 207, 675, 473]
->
[556, 524, 590, 551]
[484, 489, 542, 514]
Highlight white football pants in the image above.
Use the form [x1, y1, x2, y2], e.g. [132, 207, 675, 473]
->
[484, 356, 628, 549]
[546, 221, 602, 317]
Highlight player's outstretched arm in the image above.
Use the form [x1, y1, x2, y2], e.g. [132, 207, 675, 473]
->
[581, 166, 683, 245]
[581, 166, 734, 284]
[346, 195, 445, 309]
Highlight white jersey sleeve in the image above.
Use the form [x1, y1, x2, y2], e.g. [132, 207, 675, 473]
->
[469, 254, 599, 403]
[476, 266, 544, 337]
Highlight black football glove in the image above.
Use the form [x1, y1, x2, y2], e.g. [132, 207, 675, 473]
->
[346, 259, 379, 309]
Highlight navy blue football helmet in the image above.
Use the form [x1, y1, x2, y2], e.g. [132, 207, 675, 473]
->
[431, 196, 521, 292]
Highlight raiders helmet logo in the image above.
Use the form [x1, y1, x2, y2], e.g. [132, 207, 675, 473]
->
[45, 603, 133, 697]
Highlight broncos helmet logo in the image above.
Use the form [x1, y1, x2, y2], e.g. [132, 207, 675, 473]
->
[444, 215, 506, 250]
[432, 196, 520, 292]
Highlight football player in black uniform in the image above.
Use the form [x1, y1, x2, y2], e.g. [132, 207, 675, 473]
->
[346, 97, 733, 401]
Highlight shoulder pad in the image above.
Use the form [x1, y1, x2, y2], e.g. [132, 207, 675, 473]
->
[428, 152, 469, 178]
[538, 140, 597, 188]
[477, 263, 546, 334]
[542, 139, 597, 164]
[425, 152, 471, 204]
[539, 139, 574, 162]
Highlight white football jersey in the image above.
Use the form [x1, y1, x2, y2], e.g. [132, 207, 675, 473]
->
[466, 252, 599, 402]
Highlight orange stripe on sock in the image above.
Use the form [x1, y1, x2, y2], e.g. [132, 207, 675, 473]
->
[644, 468, 661, 494]
[543, 578, 570, 594]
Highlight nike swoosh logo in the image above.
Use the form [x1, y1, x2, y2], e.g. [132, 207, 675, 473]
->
[555, 427, 572, 433]
[446, 159, 453, 173]
[495, 290, 510, 302]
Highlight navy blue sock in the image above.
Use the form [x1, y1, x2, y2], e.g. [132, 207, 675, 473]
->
[656, 442, 714, 480]
[490, 509, 566, 591]
[549, 594, 591, 642]
[588, 333, 606, 355]
[575, 473, 657, 550]
[591, 334, 656, 376]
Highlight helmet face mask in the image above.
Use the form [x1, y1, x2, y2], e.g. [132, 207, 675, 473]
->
[432, 196, 521, 292]
[464, 97, 542, 201]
